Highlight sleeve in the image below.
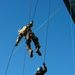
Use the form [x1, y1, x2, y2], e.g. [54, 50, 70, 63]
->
[34, 72, 38, 75]
[26, 24, 32, 28]
[26, 21, 33, 28]
[18, 27, 22, 31]
[43, 65, 47, 74]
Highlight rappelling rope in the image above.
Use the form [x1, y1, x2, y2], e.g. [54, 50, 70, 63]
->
[69, 0, 75, 75]
[0, 41, 25, 66]
[22, 0, 39, 74]
[28, 0, 38, 22]
[34, 5, 62, 33]
[28, 0, 33, 22]
[21, 0, 33, 73]
[44, 0, 51, 62]
[32, 0, 38, 20]
[5, 46, 15, 75]
[22, 47, 26, 75]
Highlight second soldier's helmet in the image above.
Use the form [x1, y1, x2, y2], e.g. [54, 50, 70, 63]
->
[29, 21, 33, 25]
[37, 67, 43, 73]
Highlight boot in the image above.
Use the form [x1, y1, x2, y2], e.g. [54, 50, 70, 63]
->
[29, 49, 33, 58]
[26, 45, 33, 58]
[36, 47, 42, 56]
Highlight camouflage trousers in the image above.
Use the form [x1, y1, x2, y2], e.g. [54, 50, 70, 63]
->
[25, 31, 40, 51]
[15, 31, 40, 50]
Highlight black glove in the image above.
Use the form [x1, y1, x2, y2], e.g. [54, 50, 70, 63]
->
[32, 20, 33, 23]
[43, 62, 45, 66]
[15, 43, 17, 46]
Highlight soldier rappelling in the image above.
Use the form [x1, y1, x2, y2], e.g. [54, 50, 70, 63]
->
[15, 21, 42, 58]
[34, 62, 47, 75]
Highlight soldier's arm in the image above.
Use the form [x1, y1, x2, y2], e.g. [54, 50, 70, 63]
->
[34, 72, 38, 75]
[42, 62, 47, 74]
[26, 21, 33, 28]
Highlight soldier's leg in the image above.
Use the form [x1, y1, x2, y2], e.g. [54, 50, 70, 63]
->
[15, 33, 23, 46]
[26, 34, 33, 58]
[31, 33, 42, 56]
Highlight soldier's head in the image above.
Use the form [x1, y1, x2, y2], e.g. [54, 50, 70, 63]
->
[37, 66, 43, 73]
[29, 21, 33, 24]
[29, 21, 33, 27]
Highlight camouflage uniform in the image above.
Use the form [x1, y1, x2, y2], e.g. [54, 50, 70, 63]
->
[15, 21, 41, 57]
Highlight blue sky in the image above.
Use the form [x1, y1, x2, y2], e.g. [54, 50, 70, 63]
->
[0, 0, 75, 75]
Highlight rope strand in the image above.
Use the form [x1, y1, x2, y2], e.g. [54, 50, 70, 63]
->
[22, 49, 26, 75]
[44, 0, 51, 62]
[34, 5, 62, 33]
[32, 0, 38, 20]
[28, 0, 33, 22]
[69, 0, 75, 75]
[5, 46, 15, 75]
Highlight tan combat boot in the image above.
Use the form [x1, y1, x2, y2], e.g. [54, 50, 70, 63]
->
[29, 49, 33, 58]
[26, 45, 33, 58]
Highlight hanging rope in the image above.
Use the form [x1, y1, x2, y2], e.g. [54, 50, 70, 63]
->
[32, 0, 38, 20]
[43, 0, 51, 62]
[28, 0, 33, 22]
[22, 0, 38, 74]
[69, 0, 75, 75]
[22, 0, 38, 72]
[22, 48, 26, 75]
[28, 0, 38, 21]
[5, 46, 15, 75]
[34, 5, 62, 33]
